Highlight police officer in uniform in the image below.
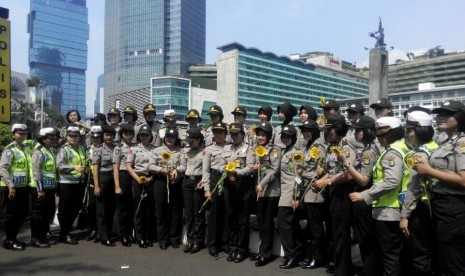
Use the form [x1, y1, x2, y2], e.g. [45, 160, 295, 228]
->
[159, 110, 187, 146]
[400, 111, 437, 275]
[250, 121, 281, 267]
[274, 102, 298, 150]
[231, 107, 254, 146]
[107, 108, 122, 144]
[122, 106, 138, 126]
[337, 116, 381, 275]
[86, 126, 103, 241]
[297, 120, 328, 269]
[204, 105, 228, 147]
[113, 123, 135, 247]
[175, 127, 206, 253]
[298, 105, 318, 148]
[414, 100, 465, 275]
[312, 114, 356, 275]
[369, 98, 394, 119]
[276, 125, 302, 269]
[127, 124, 156, 248]
[224, 123, 254, 263]
[0, 124, 31, 250]
[350, 116, 410, 275]
[57, 126, 87, 245]
[201, 122, 232, 257]
[135, 104, 162, 147]
[256, 105, 275, 146]
[149, 128, 183, 250]
[30, 127, 59, 248]
[93, 125, 117, 246]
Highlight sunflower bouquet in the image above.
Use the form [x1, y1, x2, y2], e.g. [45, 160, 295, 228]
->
[309, 146, 320, 160]
[199, 161, 236, 213]
[330, 146, 343, 155]
[291, 151, 305, 207]
[160, 150, 172, 203]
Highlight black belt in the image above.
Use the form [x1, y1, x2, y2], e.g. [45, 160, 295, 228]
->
[185, 175, 202, 181]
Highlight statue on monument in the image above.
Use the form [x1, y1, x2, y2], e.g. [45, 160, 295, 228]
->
[369, 17, 386, 49]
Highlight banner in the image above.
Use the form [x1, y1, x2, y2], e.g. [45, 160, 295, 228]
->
[0, 17, 10, 123]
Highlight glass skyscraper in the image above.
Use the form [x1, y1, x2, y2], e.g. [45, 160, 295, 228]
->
[151, 77, 190, 121]
[104, 0, 206, 111]
[28, 0, 89, 116]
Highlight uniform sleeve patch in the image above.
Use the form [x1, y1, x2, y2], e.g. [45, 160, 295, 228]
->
[459, 141, 465, 154]
[386, 155, 396, 167]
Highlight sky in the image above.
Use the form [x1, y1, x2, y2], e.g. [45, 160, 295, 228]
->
[5, 0, 465, 116]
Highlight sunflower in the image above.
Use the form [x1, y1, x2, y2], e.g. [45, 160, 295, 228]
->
[138, 176, 148, 184]
[330, 146, 342, 155]
[320, 97, 326, 105]
[292, 152, 304, 163]
[309, 146, 320, 159]
[255, 145, 267, 158]
[160, 150, 171, 162]
[225, 161, 236, 173]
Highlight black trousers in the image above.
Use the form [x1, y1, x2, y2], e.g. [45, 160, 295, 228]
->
[432, 193, 465, 276]
[96, 172, 116, 240]
[153, 175, 183, 245]
[352, 200, 381, 276]
[87, 177, 97, 233]
[132, 181, 155, 241]
[116, 171, 134, 238]
[30, 188, 56, 240]
[401, 201, 433, 275]
[303, 202, 327, 263]
[4, 186, 29, 241]
[257, 196, 279, 258]
[329, 185, 353, 276]
[224, 177, 253, 253]
[182, 176, 205, 245]
[277, 206, 301, 258]
[374, 220, 403, 276]
[58, 182, 85, 236]
[206, 170, 225, 251]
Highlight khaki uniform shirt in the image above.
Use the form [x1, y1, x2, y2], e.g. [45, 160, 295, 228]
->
[148, 145, 182, 175]
[113, 142, 132, 171]
[252, 144, 281, 197]
[127, 143, 156, 174]
[278, 145, 303, 207]
[430, 133, 465, 196]
[201, 143, 232, 192]
[177, 146, 205, 177]
[301, 142, 327, 203]
[92, 143, 114, 172]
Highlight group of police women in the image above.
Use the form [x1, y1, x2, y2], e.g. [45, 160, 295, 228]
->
[1, 99, 465, 276]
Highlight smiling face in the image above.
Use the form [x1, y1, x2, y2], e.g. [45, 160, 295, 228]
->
[435, 110, 457, 133]
[256, 129, 268, 146]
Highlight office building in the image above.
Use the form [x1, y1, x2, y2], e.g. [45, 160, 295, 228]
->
[104, 0, 206, 111]
[389, 50, 465, 93]
[28, 0, 89, 115]
[94, 74, 104, 113]
[216, 42, 369, 124]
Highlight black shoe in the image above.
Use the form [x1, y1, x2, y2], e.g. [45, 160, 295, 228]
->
[326, 263, 335, 274]
[234, 252, 247, 263]
[145, 240, 154, 247]
[31, 238, 51, 248]
[255, 257, 271, 267]
[59, 235, 78, 245]
[138, 240, 148, 248]
[46, 232, 58, 245]
[171, 242, 180, 249]
[279, 257, 297, 269]
[3, 240, 25, 251]
[250, 253, 261, 261]
[190, 243, 201, 254]
[227, 250, 237, 262]
[159, 242, 168, 250]
[86, 230, 98, 241]
[301, 258, 322, 269]
[101, 240, 116, 247]
[209, 249, 218, 258]
[120, 237, 131, 247]
[184, 243, 193, 253]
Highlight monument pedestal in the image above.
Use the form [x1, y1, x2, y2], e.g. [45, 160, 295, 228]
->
[369, 48, 389, 117]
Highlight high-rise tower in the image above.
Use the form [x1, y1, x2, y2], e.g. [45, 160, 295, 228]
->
[28, 0, 89, 115]
[104, 0, 206, 110]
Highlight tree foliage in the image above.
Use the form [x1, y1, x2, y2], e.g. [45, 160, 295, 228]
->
[0, 123, 12, 153]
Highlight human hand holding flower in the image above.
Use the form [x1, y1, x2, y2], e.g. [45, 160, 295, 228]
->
[349, 192, 363, 202]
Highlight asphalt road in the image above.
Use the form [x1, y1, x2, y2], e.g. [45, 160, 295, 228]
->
[0, 227, 330, 276]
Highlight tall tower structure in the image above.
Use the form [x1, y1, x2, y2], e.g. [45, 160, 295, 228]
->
[104, 0, 206, 110]
[28, 0, 89, 115]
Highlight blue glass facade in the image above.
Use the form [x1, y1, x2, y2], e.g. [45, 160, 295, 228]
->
[28, 0, 89, 116]
[151, 77, 190, 121]
[105, 0, 206, 111]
